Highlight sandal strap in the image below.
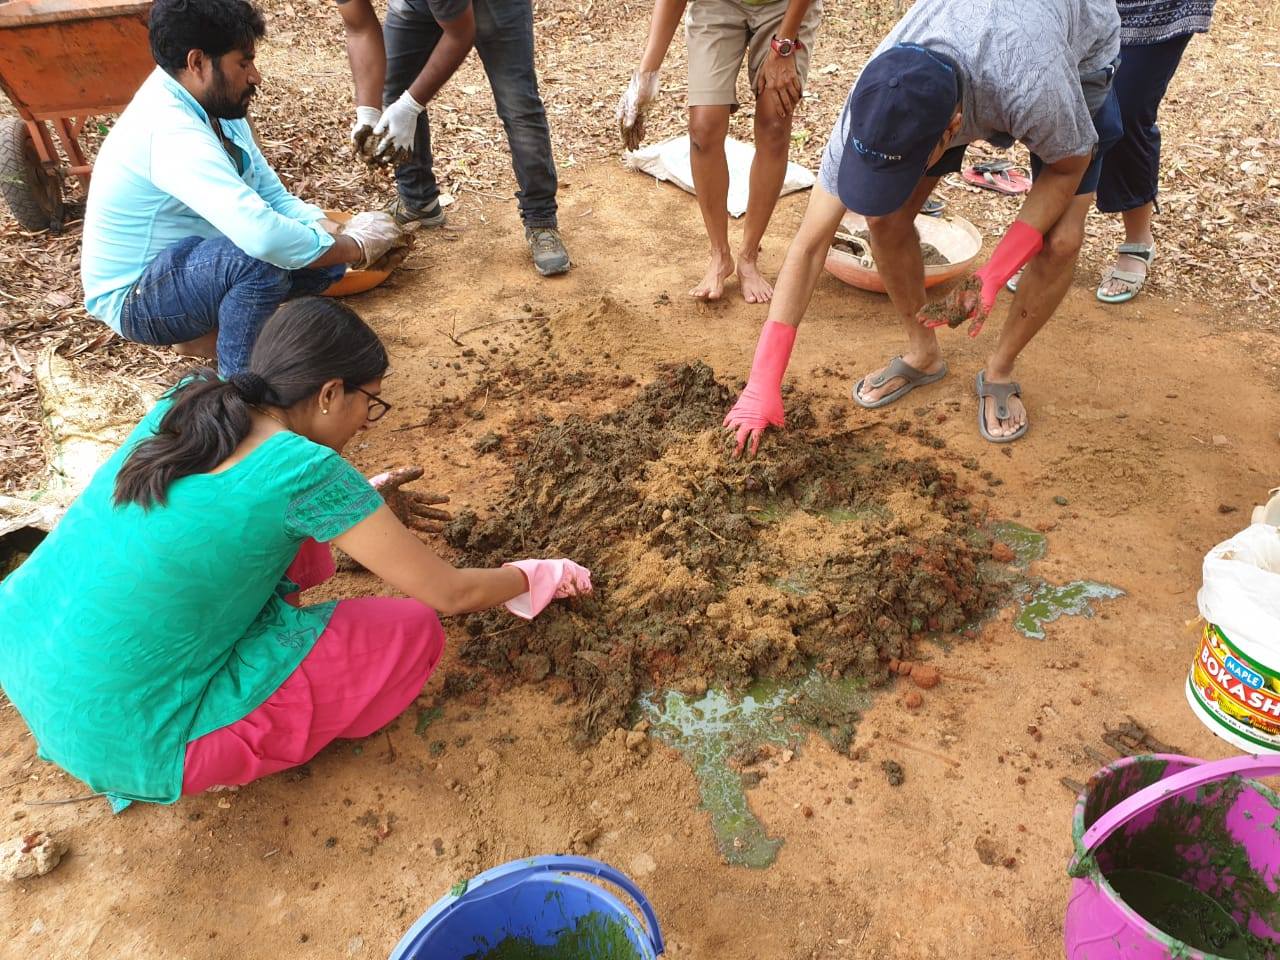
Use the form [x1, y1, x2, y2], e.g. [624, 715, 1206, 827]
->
[1116, 242, 1155, 264]
[867, 356, 922, 389]
[1103, 268, 1146, 285]
[973, 160, 1015, 173]
[978, 375, 1021, 421]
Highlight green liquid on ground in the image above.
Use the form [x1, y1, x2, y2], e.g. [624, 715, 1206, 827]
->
[1107, 869, 1255, 959]
[464, 911, 639, 960]
[1014, 580, 1125, 640]
[640, 672, 868, 869]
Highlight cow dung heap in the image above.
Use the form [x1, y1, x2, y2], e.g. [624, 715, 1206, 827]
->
[445, 362, 1006, 740]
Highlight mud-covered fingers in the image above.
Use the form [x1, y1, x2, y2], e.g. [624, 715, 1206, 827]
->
[373, 465, 425, 490]
[408, 503, 453, 524]
[407, 518, 448, 533]
[406, 490, 450, 507]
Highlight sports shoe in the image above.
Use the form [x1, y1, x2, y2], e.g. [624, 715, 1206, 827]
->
[385, 197, 446, 229]
[525, 227, 570, 276]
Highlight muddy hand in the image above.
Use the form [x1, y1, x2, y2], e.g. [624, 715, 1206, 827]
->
[722, 388, 779, 460]
[617, 70, 660, 151]
[369, 466, 452, 532]
[502, 558, 593, 620]
[919, 274, 987, 337]
[364, 232, 416, 273]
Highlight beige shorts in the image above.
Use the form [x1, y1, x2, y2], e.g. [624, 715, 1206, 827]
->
[686, 0, 822, 109]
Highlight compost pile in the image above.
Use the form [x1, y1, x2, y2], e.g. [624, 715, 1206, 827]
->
[833, 230, 951, 267]
[446, 363, 1006, 739]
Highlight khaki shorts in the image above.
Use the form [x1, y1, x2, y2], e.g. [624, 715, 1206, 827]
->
[686, 0, 822, 109]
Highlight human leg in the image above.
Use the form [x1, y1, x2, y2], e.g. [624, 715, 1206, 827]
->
[117, 235, 293, 375]
[685, 0, 748, 300]
[383, 0, 446, 219]
[854, 176, 948, 406]
[688, 105, 735, 300]
[473, 0, 558, 229]
[181, 598, 445, 793]
[1096, 36, 1191, 298]
[736, 0, 822, 303]
[979, 193, 1094, 438]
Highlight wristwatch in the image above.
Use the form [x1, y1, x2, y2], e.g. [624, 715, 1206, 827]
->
[770, 35, 804, 57]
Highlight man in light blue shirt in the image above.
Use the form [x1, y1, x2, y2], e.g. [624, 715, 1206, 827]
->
[81, 0, 407, 374]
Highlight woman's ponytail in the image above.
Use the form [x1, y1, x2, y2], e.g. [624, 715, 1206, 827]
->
[112, 297, 388, 510]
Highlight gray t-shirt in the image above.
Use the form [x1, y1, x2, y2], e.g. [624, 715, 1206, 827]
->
[819, 0, 1120, 195]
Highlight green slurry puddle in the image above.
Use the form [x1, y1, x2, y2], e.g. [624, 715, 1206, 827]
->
[639, 673, 868, 869]
[463, 909, 639, 960]
[1014, 580, 1125, 640]
[633, 522, 1122, 871]
[989, 522, 1124, 640]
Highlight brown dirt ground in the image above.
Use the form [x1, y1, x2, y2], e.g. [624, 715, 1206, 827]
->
[4, 1, 1280, 957]
[5, 157, 1280, 959]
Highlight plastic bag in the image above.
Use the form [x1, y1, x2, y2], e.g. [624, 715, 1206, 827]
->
[623, 135, 815, 218]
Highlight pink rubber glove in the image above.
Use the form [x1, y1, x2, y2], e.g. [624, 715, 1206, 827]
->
[921, 220, 1044, 338]
[503, 559, 593, 620]
[722, 321, 797, 459]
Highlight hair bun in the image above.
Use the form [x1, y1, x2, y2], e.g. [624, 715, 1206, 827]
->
[229, 372, 270, 403]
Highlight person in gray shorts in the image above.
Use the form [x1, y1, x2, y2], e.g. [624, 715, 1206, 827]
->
[723, 0, 1121, 453]
[618, 0, 821, 303]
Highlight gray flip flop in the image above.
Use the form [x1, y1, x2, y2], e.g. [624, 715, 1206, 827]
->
[853, 356, 948, 409]
[975, 370, 1028, 443]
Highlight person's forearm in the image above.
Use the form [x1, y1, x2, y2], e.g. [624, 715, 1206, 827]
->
[309, 234, 360, 268]
[775, 0, 814, 43]
[766, 186, 847, 328]
[344, 22, 387, 109]
[639, 0, 687, 72]
[434, 566, 528, 617]
[407, 18, 475, 105]
[1015, 155, 1089, 233]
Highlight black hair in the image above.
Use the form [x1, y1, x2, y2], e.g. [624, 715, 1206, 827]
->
[114, 297, 389, 510]
[149, 0, 266, 76]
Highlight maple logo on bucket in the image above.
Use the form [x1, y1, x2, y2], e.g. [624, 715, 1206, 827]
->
[1191, 625, 1280, 742]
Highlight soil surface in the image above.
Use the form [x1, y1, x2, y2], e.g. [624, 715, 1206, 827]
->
[4, 158, 1280, 960]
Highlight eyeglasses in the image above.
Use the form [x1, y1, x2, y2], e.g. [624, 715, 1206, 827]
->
[352, 385, 392, 423]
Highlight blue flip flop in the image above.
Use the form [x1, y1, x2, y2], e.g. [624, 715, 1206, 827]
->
[976, 370, 1028, 443]
[853, 356, 948, 409]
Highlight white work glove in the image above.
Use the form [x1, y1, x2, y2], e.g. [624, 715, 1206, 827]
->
[616, 69, 661, 151]
[341, 211, 407, 270]
[372, 90, 425, 165]
[350, 105, 382, 159]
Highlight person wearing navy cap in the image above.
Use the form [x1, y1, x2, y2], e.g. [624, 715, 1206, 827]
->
[723, 0, 1121, 454]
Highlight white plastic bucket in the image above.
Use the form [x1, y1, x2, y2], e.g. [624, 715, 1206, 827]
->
[1187, 523, 1280, 754]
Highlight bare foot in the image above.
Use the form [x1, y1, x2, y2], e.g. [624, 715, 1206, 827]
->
[856, 349, 944, 405]
[690, 251, 735, 301]
[737, 259, 773, 304]
[981, 380, 1028, 439]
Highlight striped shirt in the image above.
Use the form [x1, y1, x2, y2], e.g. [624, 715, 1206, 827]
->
[1118, 0, 1215, 45]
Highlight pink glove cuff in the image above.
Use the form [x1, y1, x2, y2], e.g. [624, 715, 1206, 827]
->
[502, 559, 592, 620]
[748, 321, 798, 389]
[974, 221, 1044, 310]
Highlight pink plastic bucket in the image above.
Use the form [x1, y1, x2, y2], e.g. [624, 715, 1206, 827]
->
[1064, 754, 1280, 959]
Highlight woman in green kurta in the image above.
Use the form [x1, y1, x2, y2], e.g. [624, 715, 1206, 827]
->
[0, 298, 590, 811]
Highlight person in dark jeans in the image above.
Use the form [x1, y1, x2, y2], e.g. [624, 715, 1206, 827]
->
[83, 0, 405, 374]
[382, 0, 570, 276]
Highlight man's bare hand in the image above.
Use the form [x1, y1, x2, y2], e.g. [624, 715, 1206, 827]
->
[370, 466, 452, 532]
[757, 52, 801, 122]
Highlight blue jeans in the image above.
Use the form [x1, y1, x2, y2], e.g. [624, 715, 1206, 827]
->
[383, 0, 558, 227]
[118, 236, 345, 374]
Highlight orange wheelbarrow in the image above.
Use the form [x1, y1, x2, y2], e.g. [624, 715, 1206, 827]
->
[0, 0, 153, 232]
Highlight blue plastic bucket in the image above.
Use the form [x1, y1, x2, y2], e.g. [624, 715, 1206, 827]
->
[389, 855, 665, 959]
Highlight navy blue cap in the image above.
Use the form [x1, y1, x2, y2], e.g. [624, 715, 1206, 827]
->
[836, 44, 960, 217]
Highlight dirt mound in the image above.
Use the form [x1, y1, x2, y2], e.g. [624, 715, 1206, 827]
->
[445, 362, 1007, 740]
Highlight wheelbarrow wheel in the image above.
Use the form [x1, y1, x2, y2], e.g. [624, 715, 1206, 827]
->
[0, 117, 64, 232]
